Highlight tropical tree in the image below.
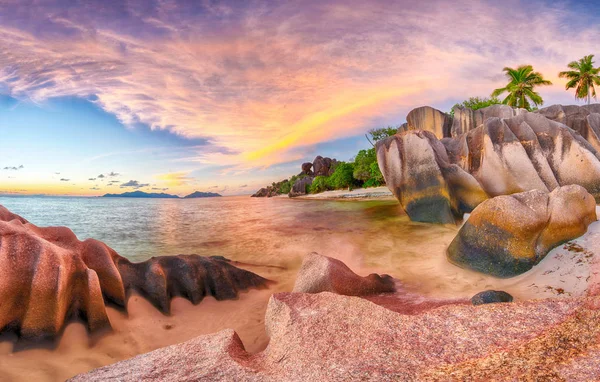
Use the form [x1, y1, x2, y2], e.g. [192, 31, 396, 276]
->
[491, 65, 552, 110]
[558, 55, 600, 105]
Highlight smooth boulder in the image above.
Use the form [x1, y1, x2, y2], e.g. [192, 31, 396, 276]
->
[292, 252, 395, 296]
[289, 176, 314, 197]
[447, 185, 596, 277]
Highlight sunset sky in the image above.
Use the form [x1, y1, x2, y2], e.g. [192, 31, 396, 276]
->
[1, 0, 599, 196]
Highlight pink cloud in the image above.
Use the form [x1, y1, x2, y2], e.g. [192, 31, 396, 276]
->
[1, 0, 599, 170]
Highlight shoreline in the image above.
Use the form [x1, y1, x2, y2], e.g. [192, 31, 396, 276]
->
[293, 186, 395, 201]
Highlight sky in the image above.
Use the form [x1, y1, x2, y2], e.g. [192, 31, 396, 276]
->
[1, 0, 599, 196]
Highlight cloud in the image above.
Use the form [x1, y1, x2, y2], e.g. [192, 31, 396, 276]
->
[90, 187, 100, 190]
[108, 172, 120, 177]
[240, 184, 248, 188]
[3, 165, 23, 170]
[97, 174, 105, 179]
[54, 172, 60, 175]
[120, 180, 149, 188]
[108, 180, 120, 184]
[0, 0, 599, 170]
[88, 177, 96, 181]
[60, 178, 70, 181]
[151, 187, 169, 191]
[155, 171, 193, 187]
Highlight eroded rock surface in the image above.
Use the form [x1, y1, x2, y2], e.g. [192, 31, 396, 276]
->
[0, 206, 270, 339]
[378, 105, 600, 223]
[292, 252, 395, 295]
[447, 186, 597, 277]
[289, 176, 314, 197]
[72, 292, 600, 381]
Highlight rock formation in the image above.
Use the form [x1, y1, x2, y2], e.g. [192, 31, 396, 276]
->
[376, 129, 488, 223]
[301, 162, 313, 176]
[378, 104, 600, 223]
[312, 155, 338, 176]
[398, 106, 452, 139]
[0, 206, 270, 339]
[447, 186, 596, 277]
[72, 291, 600, 381]
[289, 176, 314, 197]
[451, 104, 526, 137]
[537, 104, 600, 153]
[471, 290, 513, 305]
[292, 252, 395, 295]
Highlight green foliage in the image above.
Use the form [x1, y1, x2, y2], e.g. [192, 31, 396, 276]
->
[279, 180, 291, 194]
[369, 161, 384, 184]
[491, 65, 552, 111]
[310, 176, 331, 194]
[559, 54, 600, 105]
[368, 126, 398, 143]
[450, 96, 501, 116]
[328, 162, 356, 190]
[353, 148, 377, 182]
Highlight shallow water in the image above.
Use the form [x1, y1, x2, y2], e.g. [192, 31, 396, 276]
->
[0, 195, 598, 381]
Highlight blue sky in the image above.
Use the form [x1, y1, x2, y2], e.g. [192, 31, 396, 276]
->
[1, 0, 599, 195]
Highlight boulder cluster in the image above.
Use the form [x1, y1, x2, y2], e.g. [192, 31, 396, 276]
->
[377, 104, 600, 224]
[0, 206, 270, 339]
[251, 155, 338, 198]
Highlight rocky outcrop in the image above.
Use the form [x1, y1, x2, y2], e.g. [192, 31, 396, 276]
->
[0, 206, 270, 339]
[471, 290, 513, 305]
[399, 105, 452, 139]
[450, 104, 525, 137]
[312, 155, 338, 176]
[73, 291, 600, 381]
[447, 186, 596, 277]
[251, 187, 270, 197]
[376, 129, 488, 223]
[537, 104, 600, 153]
[301, 162, 313, 176]
[289, 176, 314, 197]
[378, 105, 600, 223]
[292, 252, 395, 295]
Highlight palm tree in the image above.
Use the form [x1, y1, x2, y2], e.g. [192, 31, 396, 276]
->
[558, 55, 600, 105]
[491, 65, 552, 110]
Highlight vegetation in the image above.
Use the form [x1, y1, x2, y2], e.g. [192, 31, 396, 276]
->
[491, 65, 552, 110]
[559, 54, 600, 105]
[449, 96, 501, 117]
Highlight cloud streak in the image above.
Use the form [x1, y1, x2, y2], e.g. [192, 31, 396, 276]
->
[1, 0, 599, 169]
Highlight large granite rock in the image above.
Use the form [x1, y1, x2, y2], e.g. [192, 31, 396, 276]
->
[376, 129, 488, 223]
[72, 291, 600, 381]
[400, 105, 451, 139]
[312, 156, 337, 176]
[292, 252, 395, 295]
[379, 107, 600, 223]
[301, 162, 314, 176]
[0, 206, 270, 339]
[537, 104, 600, 153]
[289, 176, 314, 197]
[450, 104, 525, 137]
[447, 186, 596, 277]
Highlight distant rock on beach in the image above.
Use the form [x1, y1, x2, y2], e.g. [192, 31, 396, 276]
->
[183, 191, 222, 198]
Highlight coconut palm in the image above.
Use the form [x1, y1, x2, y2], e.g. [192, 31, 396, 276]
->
[491, 65, 552, 110]
[558, 55, 600, 105]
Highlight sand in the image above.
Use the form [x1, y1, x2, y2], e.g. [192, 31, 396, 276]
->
[295, 186, 394, 200]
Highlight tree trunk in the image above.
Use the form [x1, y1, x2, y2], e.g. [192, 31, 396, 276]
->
[588, 87, 591, 105]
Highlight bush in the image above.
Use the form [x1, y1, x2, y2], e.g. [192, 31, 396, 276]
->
[450, 96, 501, 117]
[328, 162, 356, 190]
[353, 148, 377, 182]
[368, 127, 398, 142]
[279, 180, 291, 194]
[310, 176, 330, 194]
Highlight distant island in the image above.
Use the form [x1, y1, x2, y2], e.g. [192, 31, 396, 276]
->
[102, 191, 222, 199]
[183, 191, 222, 198]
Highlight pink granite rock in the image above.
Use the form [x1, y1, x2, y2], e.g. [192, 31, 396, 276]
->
[292, 252, 395, 295]
[72, 292, 600, 381]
